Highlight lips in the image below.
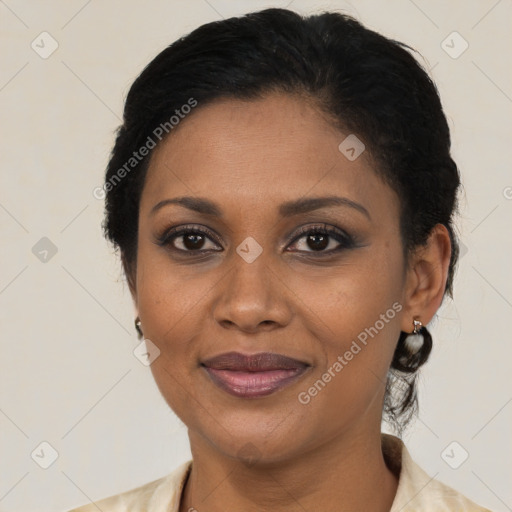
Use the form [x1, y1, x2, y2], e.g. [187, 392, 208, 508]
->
[201, 351, 310, 398]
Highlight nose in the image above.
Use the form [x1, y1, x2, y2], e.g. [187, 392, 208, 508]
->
[212, 250, 293, 333]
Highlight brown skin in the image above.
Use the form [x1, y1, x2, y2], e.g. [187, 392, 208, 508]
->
[125, 92, 451, 512]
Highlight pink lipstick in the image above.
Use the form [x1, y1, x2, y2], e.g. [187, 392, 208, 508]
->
[201, 351, 310, 398]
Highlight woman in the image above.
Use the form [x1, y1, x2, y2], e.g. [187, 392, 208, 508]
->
[68, 8, 492, 512]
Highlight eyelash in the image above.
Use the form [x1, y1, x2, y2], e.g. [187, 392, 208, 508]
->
[156, 223, 356, 257]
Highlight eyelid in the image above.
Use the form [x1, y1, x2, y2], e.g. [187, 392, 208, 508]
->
[286, 223, 352, 244]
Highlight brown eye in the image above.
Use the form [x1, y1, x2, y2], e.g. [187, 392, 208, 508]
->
[304, 233, 329, 251]
[288, 225, 355, 254]
[157, 225, 222, 254]
[180, 232, 207, 251]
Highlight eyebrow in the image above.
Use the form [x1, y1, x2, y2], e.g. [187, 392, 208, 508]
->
[150, 195, 371, 220]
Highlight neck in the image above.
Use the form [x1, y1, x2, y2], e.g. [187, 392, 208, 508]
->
[179, 425, 399, 512]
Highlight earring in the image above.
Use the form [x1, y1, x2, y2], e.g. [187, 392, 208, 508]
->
[392, 318, 433, 373]
[404, 319, 424, 354]
[134, 316, 143, 339]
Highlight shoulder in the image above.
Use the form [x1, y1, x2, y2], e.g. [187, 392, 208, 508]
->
[65, 460, 192, 512]
[382, 434, 493, 512]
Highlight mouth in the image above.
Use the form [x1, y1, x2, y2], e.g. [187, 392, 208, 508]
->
[201, 351, 311, 398]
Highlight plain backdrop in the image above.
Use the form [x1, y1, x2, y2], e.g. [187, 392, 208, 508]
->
[0, 1, 511, 511]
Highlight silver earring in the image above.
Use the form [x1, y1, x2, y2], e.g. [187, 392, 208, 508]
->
[404, 319, 424, 354]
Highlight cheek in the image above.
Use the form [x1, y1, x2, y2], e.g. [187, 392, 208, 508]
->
[135, 242, 209, 342]
[297, 245, 404, 406]
[135, 249, 210, 423]
[305, 244, 403, 343]
[295, 295, 402, 436]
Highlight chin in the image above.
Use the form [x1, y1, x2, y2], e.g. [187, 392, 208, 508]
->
[194, 409, 312, 466]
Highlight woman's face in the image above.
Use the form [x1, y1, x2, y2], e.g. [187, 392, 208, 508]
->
[133, 92, 412, 463]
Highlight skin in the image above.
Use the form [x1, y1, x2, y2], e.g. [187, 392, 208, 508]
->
[126, 92, 451, 512]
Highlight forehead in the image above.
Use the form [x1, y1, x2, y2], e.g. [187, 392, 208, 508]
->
[141, 92, 397, 219]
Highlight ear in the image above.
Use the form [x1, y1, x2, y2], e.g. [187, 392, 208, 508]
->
[121, 253, 138, 308]
[400, 224, 452, 333]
